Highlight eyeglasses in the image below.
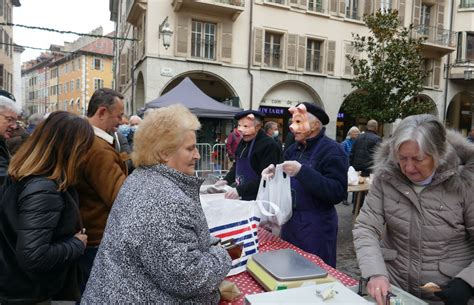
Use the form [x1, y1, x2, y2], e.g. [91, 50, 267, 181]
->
[0, 113, 18, 125]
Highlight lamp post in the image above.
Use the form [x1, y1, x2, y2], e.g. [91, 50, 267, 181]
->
[159, 16, 173, 50]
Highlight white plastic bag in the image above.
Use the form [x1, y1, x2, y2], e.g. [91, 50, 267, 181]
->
[256, 164, 292, 226]
[348, 166, 359, 186]
[201, 198, 279, 276]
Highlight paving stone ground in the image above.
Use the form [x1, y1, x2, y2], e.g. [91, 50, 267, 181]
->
[335, 193, 362, 281]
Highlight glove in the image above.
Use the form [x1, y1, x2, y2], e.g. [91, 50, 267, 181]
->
[261, 164, 276, 180]
[434, 278, 473, 305]
[224, 188, 240, 199]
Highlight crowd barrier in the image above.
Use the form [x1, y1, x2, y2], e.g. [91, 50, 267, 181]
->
[195, 143, 231, 178]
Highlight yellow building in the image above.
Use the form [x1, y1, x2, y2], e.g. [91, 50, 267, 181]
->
[53, 35, 114, 115]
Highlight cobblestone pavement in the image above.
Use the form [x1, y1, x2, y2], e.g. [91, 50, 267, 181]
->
[335, 194, 361, 281]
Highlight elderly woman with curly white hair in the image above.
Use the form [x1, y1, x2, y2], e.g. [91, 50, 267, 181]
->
[353, 114, 474, 305]
[82, 104, 232, 304]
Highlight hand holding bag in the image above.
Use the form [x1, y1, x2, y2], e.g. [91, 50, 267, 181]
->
[256, 164, 292, 226]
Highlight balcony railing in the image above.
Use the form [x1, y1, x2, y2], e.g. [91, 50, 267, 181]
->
[214, 0, 245, 6]
[308, 2, 325, 13]
[412, 25, 456, 48]
[459, 0, 474, 8]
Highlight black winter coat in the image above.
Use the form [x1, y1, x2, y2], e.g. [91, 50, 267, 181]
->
[0, 138, 10, 186]
[349, 130, 382, 177]
[0, 176, 85, 304]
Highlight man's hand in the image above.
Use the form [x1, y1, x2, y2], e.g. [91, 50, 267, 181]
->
[261, 164, 276, 180]
[224, 188, 240, 199]
[434, 278, 473, 305]
[367, 275, 390, 305]
[74, 230, 88, 249]
[281, 161, 302, 177]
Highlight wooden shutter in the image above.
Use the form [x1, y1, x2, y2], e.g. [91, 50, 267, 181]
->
[344, 42, 354, 75]
[253, 28, 264, 66]
[364, 0, 373, 15]
[398, 0, 405, 25]
[329, 0, 338, 15]
[221, 22, 233, 63]
[326, 40, 336, 75]
[339, 0, 346, 17]
[287, 34, 298, 70]
[413, 0, 421, 26]
[120, 53, 127, 87]
[437, 4, 445, 28]
[297, 35, 306, 71]
[175, 15, 189, 57]
[433, 59, 441, 88]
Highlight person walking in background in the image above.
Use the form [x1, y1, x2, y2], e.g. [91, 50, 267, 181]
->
[217, 110, 281, 200]
[0, 111, 93, 303]
[0, 90, 21, 186]
[262, 103, 348, 267]
[25, 113, 44, 134]
[264, 121, 282, 150]
[76, 88, 128, 293]
[353, 114, 474, 305]
[341, 126, 360, 156]
[467, 127, 474, 143]
[349, 119, 382, 177]
[82, 105, 231, 303]
[127, 115, 142, 148]
[225, 125, 241, 162]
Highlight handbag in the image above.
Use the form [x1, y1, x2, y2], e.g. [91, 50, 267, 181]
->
[201, 195, 279, 276]
[256, 164, 292, 226]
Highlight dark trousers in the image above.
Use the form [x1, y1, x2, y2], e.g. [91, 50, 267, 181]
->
[79, 247, 99, 294]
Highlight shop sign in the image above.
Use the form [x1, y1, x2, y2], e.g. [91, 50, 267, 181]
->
[160, 67, 173, 77]
[260, 98, 307, 107]
[258, 106, 287, 116]
[337, 113, 345, 119]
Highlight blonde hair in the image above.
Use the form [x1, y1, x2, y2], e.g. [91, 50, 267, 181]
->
[132, 104, 201, 167]
[9, 111, 94, 191]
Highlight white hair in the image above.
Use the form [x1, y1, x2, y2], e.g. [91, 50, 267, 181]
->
[0, 96, 21, 114]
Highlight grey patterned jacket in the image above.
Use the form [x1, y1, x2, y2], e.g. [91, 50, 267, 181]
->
[81, 164, 232, 304]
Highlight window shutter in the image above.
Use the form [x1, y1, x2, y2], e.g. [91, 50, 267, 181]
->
[297, 35, 306, 71]
[413, 0, 421, 26]
[329, 0, 338, 15]
[253, 28, 264, 66]
[287, 34, 298, 70]
[433, 59, 441, 88]
[338, 0, 346, 17]
[364, 0, 373, 16]
[398, 0, 405, 24]
[344, 42, 354, 75]
[100, 59, 104, 71]
[326, 40, 336, 75]
[120, 53, 127, 87]
[221, 22, 233, 63]
[375, 0, 381, 11]
[175, 15, 189, 57]
[437, 5, 445, 29]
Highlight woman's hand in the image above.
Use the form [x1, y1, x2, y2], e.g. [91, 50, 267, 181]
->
[224, 188, 240, 199]
[281, 161, 302, 177]
[74, 230, 88, 248]
[367, 275, 390, 305]
[214, 179, 228, 187]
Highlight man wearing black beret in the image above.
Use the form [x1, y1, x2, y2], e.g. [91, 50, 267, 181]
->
[262, 102, 348, 267]
[0, 90, 21, 185]
[216, 110, 281, 200]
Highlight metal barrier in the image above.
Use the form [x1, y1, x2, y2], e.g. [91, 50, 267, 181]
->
[195, 143, 231, 178]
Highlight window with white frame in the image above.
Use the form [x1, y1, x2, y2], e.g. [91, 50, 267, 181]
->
[70, 80, 74, 91]
[76, 78, 81, 90]
[94, 78, 104, 91]
[92, 58, 103, 70]
[460, 0, 474, 8]
[306, 39, 323, 73]
[467, 32, 474, 60]
[308, 0, 324, 12]
[264, 32, 282, 68]
[345, 0, 359, 19]
[64, 83, 68, 93]
[191, 20, 217, 60]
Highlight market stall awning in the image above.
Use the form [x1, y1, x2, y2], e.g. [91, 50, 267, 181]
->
[145, 77, 242, 119]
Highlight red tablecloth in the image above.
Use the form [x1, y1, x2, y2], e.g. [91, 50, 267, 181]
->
[219, 228, 358, 305]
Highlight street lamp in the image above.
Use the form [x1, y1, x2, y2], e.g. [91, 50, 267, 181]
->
[159, 16, 173, 50]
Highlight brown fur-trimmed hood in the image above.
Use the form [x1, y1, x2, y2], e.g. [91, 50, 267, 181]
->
[373, 129, 474, 197]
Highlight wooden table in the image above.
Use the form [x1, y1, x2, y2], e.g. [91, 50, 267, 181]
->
[348, 183, 370, 221]
[219, 228, 358, 305]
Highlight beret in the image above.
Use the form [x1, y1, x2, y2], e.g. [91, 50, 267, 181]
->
[0, 90, 16, 102]
[298, 102, 329, 125]
[234, 109, 265, 120]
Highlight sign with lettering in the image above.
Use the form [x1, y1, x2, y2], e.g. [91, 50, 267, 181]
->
[258, 106, 288, 116]
[260, 98, 308, 107]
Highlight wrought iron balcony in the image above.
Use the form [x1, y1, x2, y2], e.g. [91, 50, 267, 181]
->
[172, 0, 245, 20]
[412, 25, 456, 56]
